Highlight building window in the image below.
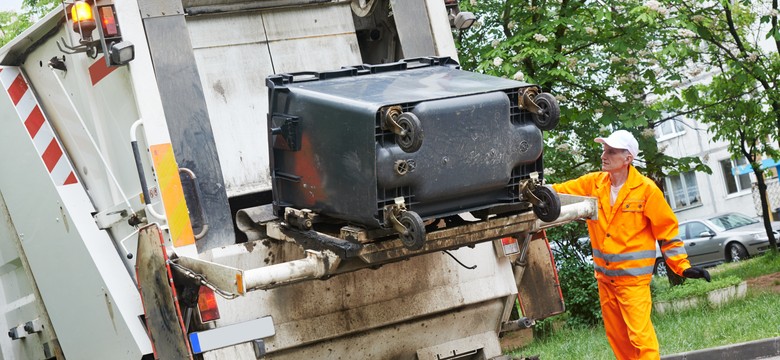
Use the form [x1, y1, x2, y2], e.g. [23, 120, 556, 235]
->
[720, 157, 752, 194]
[656, 119, 686, 139]
[664, 171, 701, 210]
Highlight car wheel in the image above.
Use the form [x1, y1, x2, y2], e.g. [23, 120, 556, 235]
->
[727, 243, 748, 262]
[653, 258, 668, 277]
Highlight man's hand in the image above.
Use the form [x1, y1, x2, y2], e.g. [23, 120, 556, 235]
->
[683, 267, 711, 282]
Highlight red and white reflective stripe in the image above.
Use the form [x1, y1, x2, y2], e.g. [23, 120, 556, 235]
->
[89, 56, 118, 86]
[0, 67, 78, 186]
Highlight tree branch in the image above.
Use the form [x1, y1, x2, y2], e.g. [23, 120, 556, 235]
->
[559, 79, 612, 103]
[501, 0, 513, 39]
[691, 8, 775, 99]
[774, 0, 780, 55]
[724, 5, 746, 52]
[654, 85, 761, 126]
[562, 33, 622, 56]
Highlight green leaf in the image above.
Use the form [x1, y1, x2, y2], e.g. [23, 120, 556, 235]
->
[681, 87, 700, 103]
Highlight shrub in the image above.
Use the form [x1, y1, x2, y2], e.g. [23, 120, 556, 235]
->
[556, 252, 601, 327]
[547, 223, 601, 328]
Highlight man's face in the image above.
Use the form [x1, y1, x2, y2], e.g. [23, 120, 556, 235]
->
[600, 144, 633, 172]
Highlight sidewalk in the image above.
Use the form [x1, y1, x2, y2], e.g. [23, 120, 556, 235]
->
[661, 337, 780, 360]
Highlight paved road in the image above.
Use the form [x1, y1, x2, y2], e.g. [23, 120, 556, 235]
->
[661, 337, 780, 360]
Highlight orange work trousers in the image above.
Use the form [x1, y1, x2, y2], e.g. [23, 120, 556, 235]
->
[598, 280, 659, 360]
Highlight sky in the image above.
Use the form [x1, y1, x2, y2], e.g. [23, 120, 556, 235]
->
[0, 0, 24, 12]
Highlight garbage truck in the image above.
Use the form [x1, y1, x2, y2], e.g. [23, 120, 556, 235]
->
[0, 0, 598, 359]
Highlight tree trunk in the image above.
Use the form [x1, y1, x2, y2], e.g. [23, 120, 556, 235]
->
[772, 102, 780, 150]
[754, 168, 779, 252]
[665, 260, 685, 286]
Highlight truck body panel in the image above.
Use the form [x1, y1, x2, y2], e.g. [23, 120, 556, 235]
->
[0, 67, 151, 358]
[0, 191, 61, 360]
[187, 3, 362, 197]
[200, 241, 515, 359]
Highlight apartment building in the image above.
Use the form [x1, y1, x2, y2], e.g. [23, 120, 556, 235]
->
[655, 116, 779, 222]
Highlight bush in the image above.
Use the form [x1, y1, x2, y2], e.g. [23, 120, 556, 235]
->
[556, 252, 601, 327]
[547, 223, 601, 328]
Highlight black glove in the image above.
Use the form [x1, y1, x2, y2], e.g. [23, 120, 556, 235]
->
[683, 267, 711, 282]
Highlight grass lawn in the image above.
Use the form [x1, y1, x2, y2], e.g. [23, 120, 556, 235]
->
[510, 253, 780, 359]
[710, 251, 780, 280]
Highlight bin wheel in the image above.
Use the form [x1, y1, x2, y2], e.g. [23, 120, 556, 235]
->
[399, 211, 426, 250]
[396, 112, 424, 153]
[531, 93, 560, 131]
[532, 186, 561, 222]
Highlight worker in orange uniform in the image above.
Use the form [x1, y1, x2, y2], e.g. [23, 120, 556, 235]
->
[551, 130, 711, 360]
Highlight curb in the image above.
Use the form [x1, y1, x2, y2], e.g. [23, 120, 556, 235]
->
[654, 281, 747, 315]
[661, 337, 780, 360]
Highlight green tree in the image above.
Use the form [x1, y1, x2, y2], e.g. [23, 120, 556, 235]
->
[0, 11, 33, 46]
[455, 0, 709, 190]
[1, 0, 58, 47]
[455, 0, 712, 288]
[658, 0, 780, 252]
[455, 0, 779, 254]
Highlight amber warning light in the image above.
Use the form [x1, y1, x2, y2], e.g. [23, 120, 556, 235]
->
[70, 1, 96, 41]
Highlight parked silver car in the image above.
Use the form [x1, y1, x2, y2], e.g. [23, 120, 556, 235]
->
[562, 213, 779, 277]
[667, 212, 780, 268]
[654, 212, 780, 276]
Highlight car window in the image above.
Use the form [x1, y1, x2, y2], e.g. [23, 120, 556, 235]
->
[687, 222, 711, 238]
[678, 223, 689, 240]
[708, 213, 757, 231]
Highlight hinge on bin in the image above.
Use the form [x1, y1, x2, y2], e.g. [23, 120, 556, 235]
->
[284, 208, 317, 230]
[383, 197, 407, 224]
[519, 87, 541, 114]
[270, 114, 301, 151]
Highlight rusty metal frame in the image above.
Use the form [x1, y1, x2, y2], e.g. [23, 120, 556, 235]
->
[264, 194, 597, 269]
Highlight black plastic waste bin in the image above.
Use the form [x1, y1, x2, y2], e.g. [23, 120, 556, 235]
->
[266, 57, 559, 249]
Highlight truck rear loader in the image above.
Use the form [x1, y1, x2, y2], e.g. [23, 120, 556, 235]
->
[0, 1, 597, 359]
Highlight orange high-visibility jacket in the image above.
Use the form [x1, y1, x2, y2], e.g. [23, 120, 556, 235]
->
[552, 166, 691, 285]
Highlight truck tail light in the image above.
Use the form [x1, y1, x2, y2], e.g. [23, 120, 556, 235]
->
[58, 1, 133, 66]
[99, 6, 119, 37]
[197, 286, 221, 323]
[497, 236, 521, 256]
[70, 1, 96, 41]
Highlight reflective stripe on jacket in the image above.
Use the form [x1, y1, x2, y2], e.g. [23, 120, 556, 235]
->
[552, 166, 691, 285]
